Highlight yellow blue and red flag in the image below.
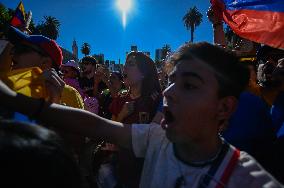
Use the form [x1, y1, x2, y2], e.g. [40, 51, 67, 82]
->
[211, 0, 284, 49]
[10, 1, 26, 28]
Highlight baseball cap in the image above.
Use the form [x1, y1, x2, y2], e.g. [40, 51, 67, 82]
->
[61, 60, 80, 72]
[7, 26, 63, 68]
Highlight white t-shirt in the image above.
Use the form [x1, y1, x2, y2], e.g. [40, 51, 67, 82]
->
[132, 123, 282, 188]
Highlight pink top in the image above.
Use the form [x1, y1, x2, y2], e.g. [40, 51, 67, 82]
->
[64, 78, 85, 99]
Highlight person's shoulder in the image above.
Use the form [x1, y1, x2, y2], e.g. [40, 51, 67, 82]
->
[228, 151, 282, 187]
[240, 91, 267, 106]
[63, 84, 80, 94]
[61, 85, 84, 109]
[132, 122, 168, 158]
[132, 122, 165, 144]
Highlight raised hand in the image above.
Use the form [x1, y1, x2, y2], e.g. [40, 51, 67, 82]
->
[42, 69, 65, 103]
[117, 101, 135, 122]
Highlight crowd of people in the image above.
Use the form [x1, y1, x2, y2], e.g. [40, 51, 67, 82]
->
[0, 6, 284, 188]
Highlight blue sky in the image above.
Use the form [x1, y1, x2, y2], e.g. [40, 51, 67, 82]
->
[4, 0, 212, 63]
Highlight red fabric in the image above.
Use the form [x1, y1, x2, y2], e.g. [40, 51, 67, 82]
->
[40, 40, 63, 67]
[10, 17, 23, 27]
[216, 149, 240, 188]
[210, 0, 284, 49]
[223, 9, 284, 49]
[10, 2, 25, 28]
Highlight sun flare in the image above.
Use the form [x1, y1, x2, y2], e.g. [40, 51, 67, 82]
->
[117, 0, 132, 28]
[117, 0, 132, 12]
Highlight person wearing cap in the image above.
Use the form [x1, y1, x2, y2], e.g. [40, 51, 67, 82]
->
[5, 27, 86, 161]
[61, 60, 85, 99]
[7, 26, 84, 109]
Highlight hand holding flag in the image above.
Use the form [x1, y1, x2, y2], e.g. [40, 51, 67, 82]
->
[210, 0, 284, 49]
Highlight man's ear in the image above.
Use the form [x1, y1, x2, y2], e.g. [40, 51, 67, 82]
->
[40, 57, 53, 70]
[216, 96, 238, 122]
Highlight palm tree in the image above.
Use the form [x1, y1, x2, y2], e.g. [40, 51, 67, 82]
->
[183, 6, 203, 43]
[0, 4, 12, 33]
[162, 44, 171, 60]
[35, 16, 60, 40]
[81, 43, 91, 56]
[224, 26, 243, 49]
[163, 44, 171, 52]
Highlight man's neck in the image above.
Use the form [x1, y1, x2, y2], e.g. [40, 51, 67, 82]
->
[174, 136, 222, 164]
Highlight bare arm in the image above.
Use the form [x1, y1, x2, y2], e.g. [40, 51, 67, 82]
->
[207, 7, 226, 46]
[213, 24, 226, 46]
[0, 80, 132, 149]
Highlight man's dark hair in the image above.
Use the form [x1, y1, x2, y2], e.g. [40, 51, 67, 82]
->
[80, 56, 97, 65]
[0, 119, 83, 188]
[169, 42, 249, 99]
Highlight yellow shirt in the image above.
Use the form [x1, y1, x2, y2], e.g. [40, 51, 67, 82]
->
[61, 85, 84, 109]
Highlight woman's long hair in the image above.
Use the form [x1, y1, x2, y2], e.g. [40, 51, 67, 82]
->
[125, 51, 161, 98]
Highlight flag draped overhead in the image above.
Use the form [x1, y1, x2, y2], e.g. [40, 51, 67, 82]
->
[211, 0, 284, 49]
[10, 1, 26, 28]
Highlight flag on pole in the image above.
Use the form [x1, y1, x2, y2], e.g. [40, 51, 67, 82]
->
[10, 1, 26, 28]
[210, 0, 284, 49]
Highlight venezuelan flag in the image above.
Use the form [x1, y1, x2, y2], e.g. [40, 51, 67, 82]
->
[1, 67, 47, 99]
[211, 0, 284, 49]
[10, 1, 26, 28]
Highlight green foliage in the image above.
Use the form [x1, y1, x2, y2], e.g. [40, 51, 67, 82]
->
[0, 4, 13, 34]
[224, 25, 242, 49]
[183, 6, 203, 42]
[81, 43, 91, 56]
[33, 16, 60, 40]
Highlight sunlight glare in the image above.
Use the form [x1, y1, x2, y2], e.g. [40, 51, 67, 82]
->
[117, 0, 132, 12]
[117, 0, 132, 28]
[122, 12, 126, 28]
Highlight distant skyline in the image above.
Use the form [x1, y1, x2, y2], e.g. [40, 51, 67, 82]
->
[3, 0, 213, 63]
